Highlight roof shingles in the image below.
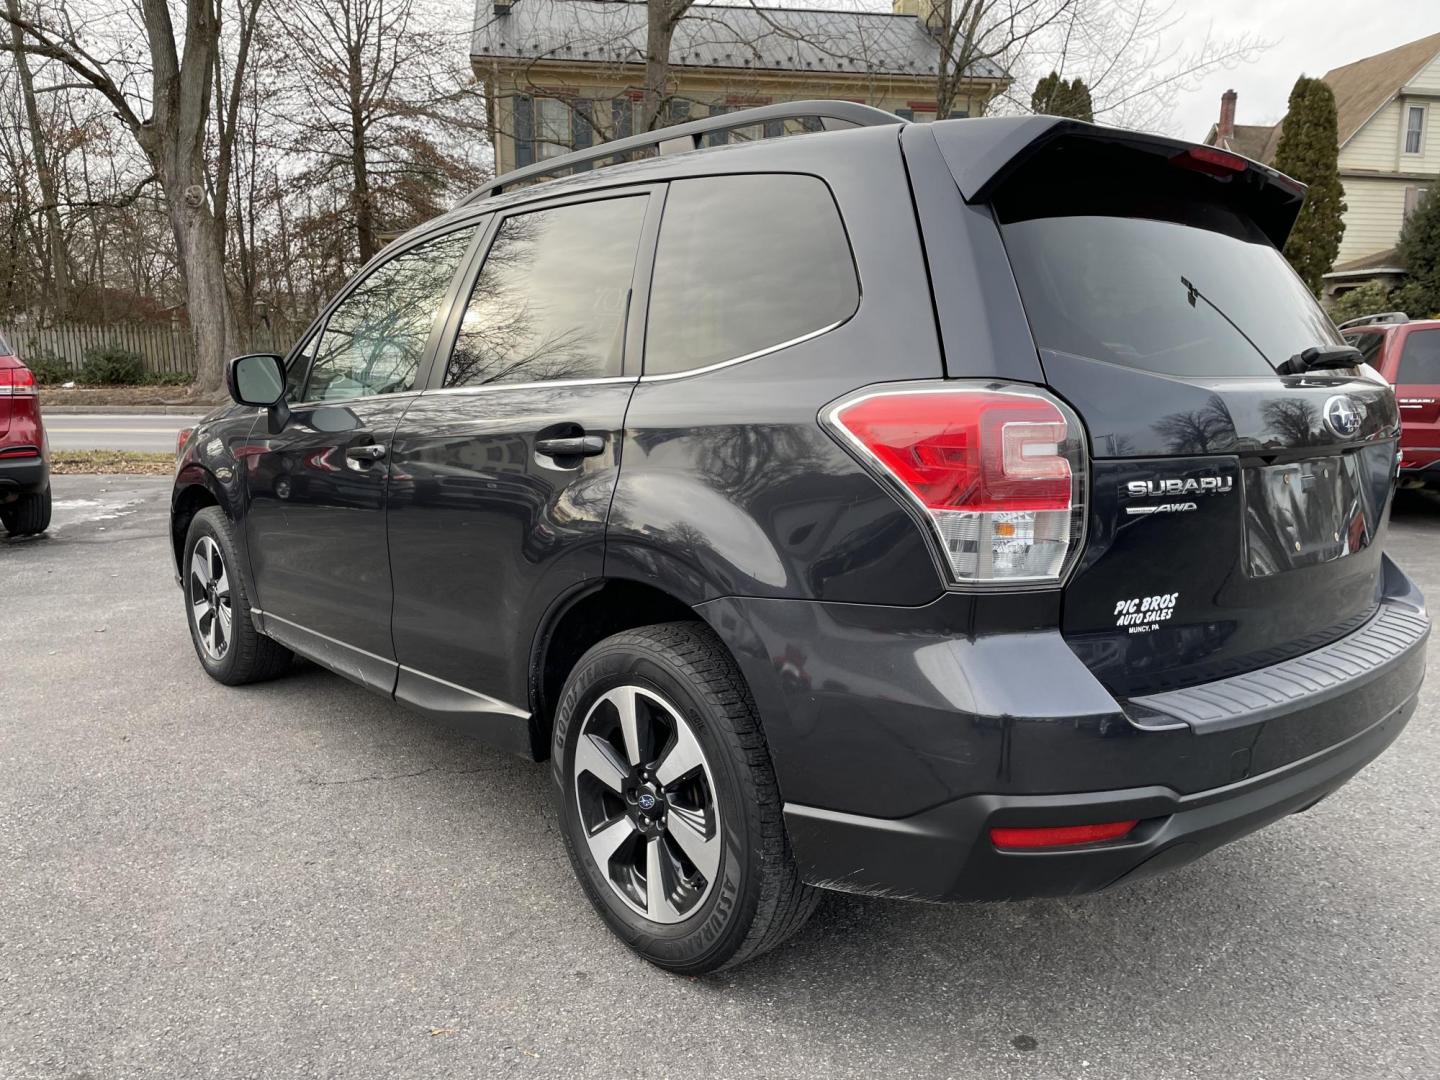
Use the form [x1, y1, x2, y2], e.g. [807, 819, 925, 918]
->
[472, 0, 1006, 81]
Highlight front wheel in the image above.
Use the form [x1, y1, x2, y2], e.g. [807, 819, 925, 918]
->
[553, 621, 819, 973]
[182, 507, 292, 685]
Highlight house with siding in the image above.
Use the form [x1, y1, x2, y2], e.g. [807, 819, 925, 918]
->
[1203, 32, 1440, 298]
[471, 0, 1009, 176]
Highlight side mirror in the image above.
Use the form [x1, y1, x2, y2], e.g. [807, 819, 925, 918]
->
[226, 353, 290, 433]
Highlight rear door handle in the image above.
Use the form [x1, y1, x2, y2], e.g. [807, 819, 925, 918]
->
[535, 435, 605, 458]
[345, 444, 387, 463]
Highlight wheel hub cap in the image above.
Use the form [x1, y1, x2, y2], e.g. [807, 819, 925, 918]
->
[188, 535, 232, 662]
[572, 685, 721, 925]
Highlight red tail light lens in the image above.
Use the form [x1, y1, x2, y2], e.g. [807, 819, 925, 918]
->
[826, 384, 1087, 586]
[0, 364, 37, 396]
[176, 427, 194, 457]
[990, 820, 1138, 849]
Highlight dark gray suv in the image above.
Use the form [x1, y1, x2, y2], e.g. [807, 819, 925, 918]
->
[172, 102, 1428, 972]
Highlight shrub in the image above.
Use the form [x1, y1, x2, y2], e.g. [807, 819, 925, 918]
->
[78, 344, 145, 386]
[1327, 281, 1394, 325]
[22, 348, 74, 386]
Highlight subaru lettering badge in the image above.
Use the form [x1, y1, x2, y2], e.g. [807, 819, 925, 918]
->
[1324, 395, 1362, 438]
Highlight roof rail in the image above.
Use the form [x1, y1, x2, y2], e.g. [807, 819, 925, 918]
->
[460, 99, 903, 205]
[1337, 311, 1410, 330]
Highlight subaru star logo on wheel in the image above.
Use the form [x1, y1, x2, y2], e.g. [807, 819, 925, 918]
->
[1324, 395, 1362, 437]
[638, 793, 657, 811]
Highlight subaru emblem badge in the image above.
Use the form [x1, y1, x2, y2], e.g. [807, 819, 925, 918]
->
[1323, 395, 1362, 438]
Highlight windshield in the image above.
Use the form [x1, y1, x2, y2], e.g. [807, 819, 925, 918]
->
[1002, 214, 1343, 378]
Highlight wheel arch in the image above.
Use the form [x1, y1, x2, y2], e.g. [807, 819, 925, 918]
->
[529, 576, 733, 758]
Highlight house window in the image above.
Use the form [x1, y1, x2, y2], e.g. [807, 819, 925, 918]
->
[536, 97, 572, 159]
[1404, 105, 1425, 155]
[1406, 186, 1430, 221]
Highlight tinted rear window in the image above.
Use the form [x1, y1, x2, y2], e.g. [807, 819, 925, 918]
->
[1342, 329, 1387, 368]
[1002, 213, 1342, 377]
[1399, 328, 1440, 384]
[644, 174, 858, 376]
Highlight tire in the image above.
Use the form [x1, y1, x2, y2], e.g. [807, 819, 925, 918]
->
[553, 621, 820, 974]
[182, 506, 292, 685]
[1, 482, 52, 536]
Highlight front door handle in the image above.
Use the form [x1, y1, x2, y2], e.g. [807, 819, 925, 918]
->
[345, 444, 387, 464]
[535, 435, 605, 458]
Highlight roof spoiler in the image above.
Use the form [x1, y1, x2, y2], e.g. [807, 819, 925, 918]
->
[924, 116, 1308, 248]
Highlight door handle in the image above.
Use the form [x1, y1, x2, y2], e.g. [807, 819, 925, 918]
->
[345, 444, 387, 463]
[535, 435, 605, 458]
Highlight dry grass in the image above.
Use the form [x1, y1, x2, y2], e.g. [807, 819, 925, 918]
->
[40, 386, 223, 408]
[49, 450, 174, 476]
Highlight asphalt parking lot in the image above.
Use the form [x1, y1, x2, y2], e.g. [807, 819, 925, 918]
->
[3, 475, 1439, 1080]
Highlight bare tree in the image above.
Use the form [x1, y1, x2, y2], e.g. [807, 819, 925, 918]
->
[1, 0, 264, 389]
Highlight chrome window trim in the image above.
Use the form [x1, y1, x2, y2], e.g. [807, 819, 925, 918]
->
[423, 375, 639, 397]
[639, 318, 847, 382]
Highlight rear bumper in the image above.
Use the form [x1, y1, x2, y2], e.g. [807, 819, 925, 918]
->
[702, 557, 1428, 903]
[0, 452, 48, 497]
[785, 691, 1415, 901]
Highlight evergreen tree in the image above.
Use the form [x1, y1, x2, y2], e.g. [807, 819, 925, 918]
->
[1031, 72, 1095, 122]
[1394, 188, 1440, 317]
[1273, 76, 1347, 294]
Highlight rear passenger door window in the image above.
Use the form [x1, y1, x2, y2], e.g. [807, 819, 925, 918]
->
[1399, 329, 1440, 384]
[445, 196, 647, 387]
[644, 174, 858, 376]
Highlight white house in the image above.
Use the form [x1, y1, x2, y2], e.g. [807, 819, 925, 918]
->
[1204, 31, 1440, 298]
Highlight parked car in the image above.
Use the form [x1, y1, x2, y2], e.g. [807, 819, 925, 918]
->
[1339, 315, 1440, 488]
[171, 103, 1429, 973]
[0, 333, 52, 537]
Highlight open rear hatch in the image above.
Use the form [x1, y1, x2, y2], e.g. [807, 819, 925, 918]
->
[958, 126, 1401, 696]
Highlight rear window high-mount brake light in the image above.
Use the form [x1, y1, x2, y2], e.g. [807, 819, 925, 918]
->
[0, 365, 37, 397]
[990, 820, 1139, 849]
[1172, 146, 1248, 177]
[825, 383, 1087, 587]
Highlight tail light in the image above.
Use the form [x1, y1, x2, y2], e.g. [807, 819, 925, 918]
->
[176, 427, 194, 458]
[825, 383, 1087, 587]
[0, 364, 37, 397]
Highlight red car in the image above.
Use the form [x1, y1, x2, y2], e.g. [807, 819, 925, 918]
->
[0, 333, 51, 536]
[1341, 314, 1440, 488]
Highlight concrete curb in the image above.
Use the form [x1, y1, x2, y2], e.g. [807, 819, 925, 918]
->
[41, 405, 214, 416]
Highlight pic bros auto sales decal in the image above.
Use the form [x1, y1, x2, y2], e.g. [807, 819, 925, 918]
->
[1113, 592, 1179, 634]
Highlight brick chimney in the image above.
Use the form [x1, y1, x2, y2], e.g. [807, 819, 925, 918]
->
[1218, 89, 1237, 144]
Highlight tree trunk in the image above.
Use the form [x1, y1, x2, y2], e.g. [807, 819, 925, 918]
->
[640, 0, 685, 132]
[7, 0, 71, 318]
[348, 42, 375, 263]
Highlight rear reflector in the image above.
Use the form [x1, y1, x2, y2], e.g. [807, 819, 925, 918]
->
[990, 820, 1138, 849]
[0, 364, 37, 397]
[825, 384, 1087, 586]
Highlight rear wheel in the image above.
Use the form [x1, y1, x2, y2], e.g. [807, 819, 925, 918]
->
[554, 621, 819, 973]
[183, 507, 292, 685]
[1, 482, 51, 536]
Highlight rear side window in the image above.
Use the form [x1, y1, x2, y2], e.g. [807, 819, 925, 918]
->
[1001, 213, 1342, 378]
[445, 196, 646, 387]
[1342, 329, 1387, 369]
[644, 174, 858, 376]
[1399, 328, 1440, 384]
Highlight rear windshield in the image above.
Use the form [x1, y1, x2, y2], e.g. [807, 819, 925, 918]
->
[1001, 213, 1343, 377]
[1399, 328, 1440, 384]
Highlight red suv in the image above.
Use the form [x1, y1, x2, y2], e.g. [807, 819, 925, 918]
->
[1341, 315, 1440, 488]
[0, 334, 51, 536]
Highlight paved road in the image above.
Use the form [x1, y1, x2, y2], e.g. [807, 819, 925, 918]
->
[4, 476, 1440, 1080]
[43, 413, 203, 452]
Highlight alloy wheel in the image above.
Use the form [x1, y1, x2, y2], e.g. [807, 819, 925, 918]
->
[188, 535, 232, 662]
[572, 685, 721, 924]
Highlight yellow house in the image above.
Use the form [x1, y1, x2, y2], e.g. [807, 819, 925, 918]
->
[471, 0, 1010, 176]
[1203, 32, 1440, 298]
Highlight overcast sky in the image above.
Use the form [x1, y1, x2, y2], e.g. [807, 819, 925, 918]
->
[1122, 1, 1432, 138]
